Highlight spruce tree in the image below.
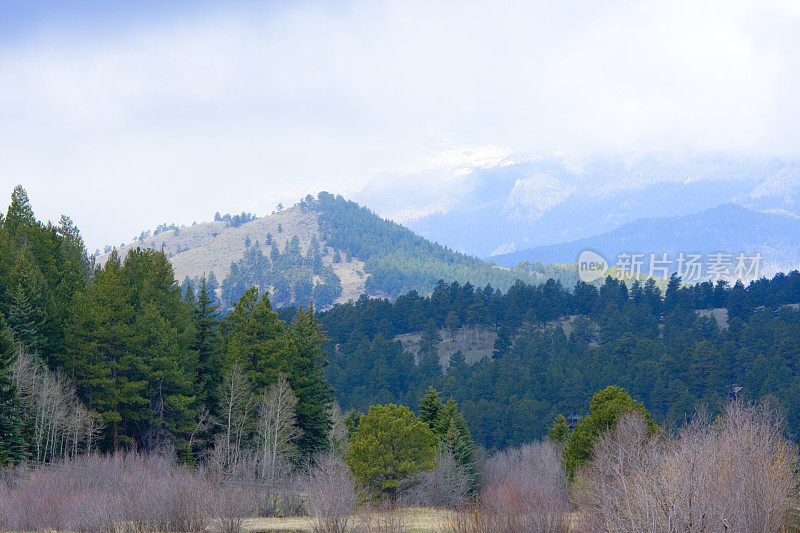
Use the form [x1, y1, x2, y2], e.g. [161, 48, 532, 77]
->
[287, 304, 332, 457]
[194, 277, 221, 418]
[224, 287, 287, 390]
[418, 388, 477, 490]
[7, 282, 42, 353]
[548, 414, 569, 443]
[0, 313, 26, 464]
[4, 185, 35, 237]
[66, 249, 197, 454]
[418, 386, 443, 429]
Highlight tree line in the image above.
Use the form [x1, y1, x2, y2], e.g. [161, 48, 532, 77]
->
[319, 272, 800, 449]
[0, 186, 331, 466]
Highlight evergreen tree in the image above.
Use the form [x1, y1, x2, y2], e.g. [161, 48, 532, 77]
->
[223, 287, 287, 390]
[548, 414, 569, 443]
[287, 305, 333, 458]
[434, 398, 477, 489]
[346, 404, 437, 504]
[420, 319, 442, 355]
[418, 386, 442, 429]
[7, 282, 43, 353]
[194, 277, 221, 418]
[4, 185, 35, 238]
[66, 249, 197, 454]
[0, 313, 26, 465]
[563, 385, 658, 476]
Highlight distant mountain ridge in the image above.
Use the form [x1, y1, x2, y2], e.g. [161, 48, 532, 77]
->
[99, 193, 578, 309]
[492, 203, 800, 275]
[386, 155, 800, 258]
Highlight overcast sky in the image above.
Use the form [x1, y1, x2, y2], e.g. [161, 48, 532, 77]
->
[1, 0, 799, 251]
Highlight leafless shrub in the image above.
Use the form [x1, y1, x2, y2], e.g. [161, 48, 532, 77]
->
[353, 505, 407, 533]
[212, 482, 260, 533]
[448, 440, 569, 533]
[408, 449, 471, 509]
[0, 453, 212, 532]
[306, 452, 358, 533]
[576, 401, 799, 532]
[572, 411, 664, 532]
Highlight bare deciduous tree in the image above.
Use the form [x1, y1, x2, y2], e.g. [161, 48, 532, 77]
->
[409, 449, 471, 509]
[576, 401, 799, 533]
[11, 347, 100, 461]
[256, 374, 300, 483]
[327, 401, 350, 456]
[449, 440, 570, 533]
[213, 363, 253, 476]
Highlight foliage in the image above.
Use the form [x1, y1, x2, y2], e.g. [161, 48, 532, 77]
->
[321, 271, 800, 452]
[221, 234, 342, 309]
[65, 248, 197, 454]
[417, 387, 478, 490]
[0, 314, 25, 464]
[314, 192, 577, 298]
[563, 385, 658, 476]
[547, 414, 569, 443]
[346, 403, 437, 503]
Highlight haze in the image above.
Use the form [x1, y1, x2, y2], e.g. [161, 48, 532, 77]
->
[1, 0, 798, 251]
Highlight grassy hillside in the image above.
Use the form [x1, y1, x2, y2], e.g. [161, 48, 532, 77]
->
[100, 193, 579, 308]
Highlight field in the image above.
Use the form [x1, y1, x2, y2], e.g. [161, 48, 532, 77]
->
[240, 508, 453, 532]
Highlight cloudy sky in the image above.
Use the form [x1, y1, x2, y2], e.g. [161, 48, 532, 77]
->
[1, 0, 799, 251]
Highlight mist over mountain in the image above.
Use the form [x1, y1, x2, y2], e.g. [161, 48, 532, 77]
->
[361, 154, 800, 259]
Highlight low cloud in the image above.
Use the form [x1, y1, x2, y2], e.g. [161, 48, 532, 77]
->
[0, 0, 798, 249]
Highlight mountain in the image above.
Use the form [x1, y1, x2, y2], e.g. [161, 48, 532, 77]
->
[99, 192, 577, 309]
[492, 203, 800, 275]
[377, 154, 800, 258]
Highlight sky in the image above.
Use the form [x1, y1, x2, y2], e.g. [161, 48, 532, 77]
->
[0, 0, 799, 252]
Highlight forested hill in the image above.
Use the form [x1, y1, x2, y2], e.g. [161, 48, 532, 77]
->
[100, 192, 577, 310]
[319, 273, 800, 449]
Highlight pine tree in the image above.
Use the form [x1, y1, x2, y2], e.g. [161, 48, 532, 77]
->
[0, 313, 26, 465]
[563, 385, 658, 476]
[548, 414, 569, 443]
[66, 249, 197, 454]
[346, 404, 437, 504]
[420, 319, 442, 355]
[224, 287, 287, 390]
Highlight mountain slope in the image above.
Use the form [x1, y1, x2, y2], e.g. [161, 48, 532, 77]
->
[101, 193, 578, 309]
[492, 203, 800, 274]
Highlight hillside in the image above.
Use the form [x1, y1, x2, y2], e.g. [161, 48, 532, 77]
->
[320, 272, 800, 449]
[492, 203, 800, 274]
[100, 192, 578, 309]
